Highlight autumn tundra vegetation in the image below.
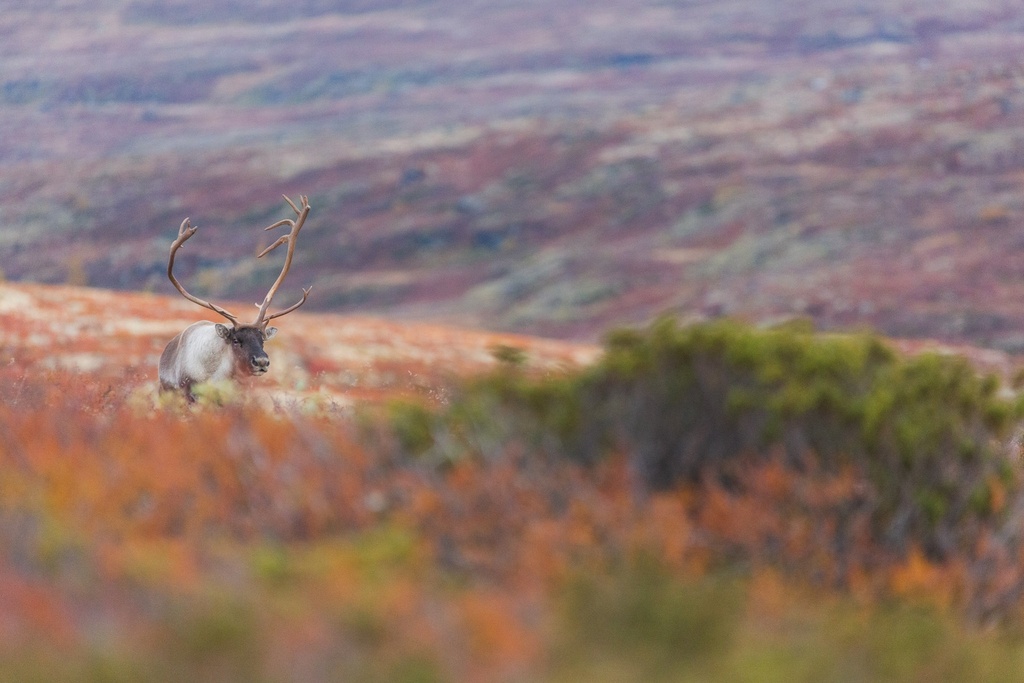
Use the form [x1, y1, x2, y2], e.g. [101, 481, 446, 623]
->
[10, 0, 1024, 679]
[3, 282, 1024, 681]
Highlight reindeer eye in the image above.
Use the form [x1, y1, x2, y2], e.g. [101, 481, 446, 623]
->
[232, 339, 242, 346]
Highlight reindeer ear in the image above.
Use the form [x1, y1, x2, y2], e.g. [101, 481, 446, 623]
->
[214, 324, 231, 339]
[264, 326, 278, 340]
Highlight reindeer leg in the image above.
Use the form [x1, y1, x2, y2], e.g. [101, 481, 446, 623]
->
[180, 379, 196, 404]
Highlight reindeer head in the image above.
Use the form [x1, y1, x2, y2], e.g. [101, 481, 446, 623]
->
[214, 323, 277, 376]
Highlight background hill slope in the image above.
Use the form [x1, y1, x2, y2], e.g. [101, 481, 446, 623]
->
[4, 0, 1024, 343]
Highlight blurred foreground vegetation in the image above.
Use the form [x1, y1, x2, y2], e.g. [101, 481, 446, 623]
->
[395, 318, 1024, 560]
[5, 319, 1024, 681]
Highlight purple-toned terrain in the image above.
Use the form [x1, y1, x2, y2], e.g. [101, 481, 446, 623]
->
[3, 0, 1024, 346]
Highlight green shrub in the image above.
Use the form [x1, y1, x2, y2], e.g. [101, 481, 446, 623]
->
[590, 319, 1022, 556]
[552, 565, 741, 682]
[549, 565, 1024, 683]
[388, 400, 437, 457]
[392, 318, 1024, 558]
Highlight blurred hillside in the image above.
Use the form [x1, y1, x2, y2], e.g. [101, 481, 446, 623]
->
[3, 0, 1024, 343]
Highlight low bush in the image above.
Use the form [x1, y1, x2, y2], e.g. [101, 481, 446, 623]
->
[550, 564, 1024, 683]
[394, 318, 1024, 558]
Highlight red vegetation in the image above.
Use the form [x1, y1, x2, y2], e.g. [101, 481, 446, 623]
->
[3, 283, 1024, 679]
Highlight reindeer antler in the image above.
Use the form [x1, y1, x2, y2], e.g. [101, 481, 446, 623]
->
[252, 194, 313, 327]
[167, 217, 241, 325]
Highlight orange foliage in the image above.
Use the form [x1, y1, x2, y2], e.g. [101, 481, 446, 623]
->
[889, 548, 960, 608]
[455, 589, 543, 682]
[3, 287, 1024, 678]
[0, 572, 77, 646]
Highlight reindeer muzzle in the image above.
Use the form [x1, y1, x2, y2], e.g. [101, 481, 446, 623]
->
[251, 356, 270, 374]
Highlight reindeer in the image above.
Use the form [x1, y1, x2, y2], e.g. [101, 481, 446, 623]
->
[159, 195, 312, 402]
